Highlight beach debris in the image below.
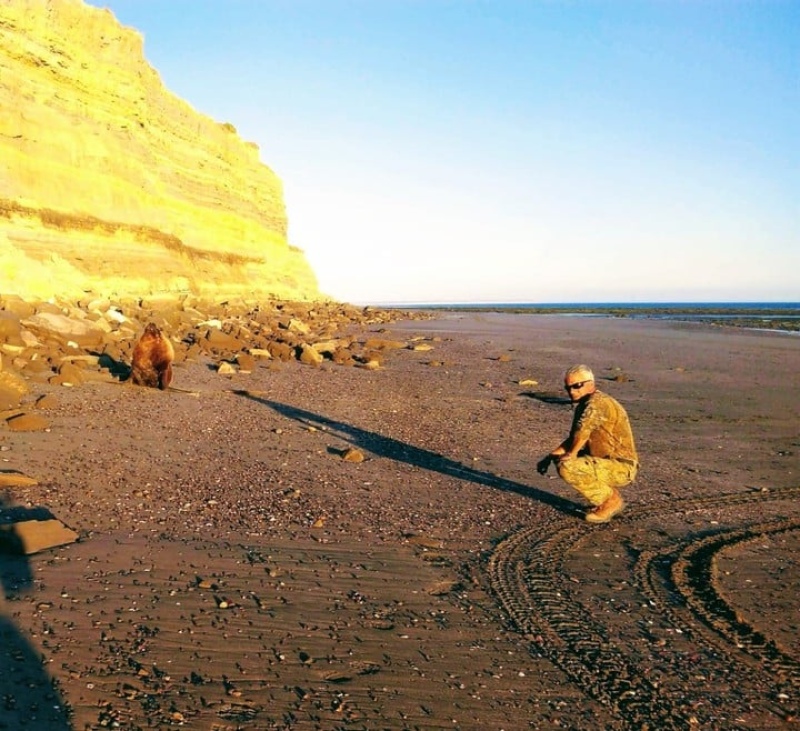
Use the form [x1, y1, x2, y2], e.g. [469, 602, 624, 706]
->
[426, 580, 462, 596]
[404, 533, 443, 549]
[322, 670, 354, 684]
[518, 378, 538, 386]
[223, 676, 242, 696]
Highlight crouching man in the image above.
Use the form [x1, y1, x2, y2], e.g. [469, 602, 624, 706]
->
[537, 364, 638, 523]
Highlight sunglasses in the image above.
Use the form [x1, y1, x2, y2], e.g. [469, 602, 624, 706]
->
[565, 380, 589, 392]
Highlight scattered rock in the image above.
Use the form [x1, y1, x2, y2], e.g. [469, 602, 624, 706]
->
[268, 341, 295, 361]
[341, 447, 365, 463]
[55, 361, 86, 386]
[364, 338, 406, 350]
[236, 353, 256, 373]
[298, 343, 323, 367]
[284, 318, 310, 335]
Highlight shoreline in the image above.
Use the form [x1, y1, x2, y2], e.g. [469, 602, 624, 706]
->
[402, 303, 800, 333]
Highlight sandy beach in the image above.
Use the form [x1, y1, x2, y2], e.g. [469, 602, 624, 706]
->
[1, 312, 799, 731]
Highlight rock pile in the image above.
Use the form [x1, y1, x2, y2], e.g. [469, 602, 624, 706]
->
[0, 293, 428, 418]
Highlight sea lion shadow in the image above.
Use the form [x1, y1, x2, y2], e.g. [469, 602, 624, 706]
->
[91, 351, 131, 381]
[0, 494, 72, 729]
[235, 392, 579, 517]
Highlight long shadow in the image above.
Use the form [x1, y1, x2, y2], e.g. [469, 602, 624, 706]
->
[235, 392, 579, 517]
[0, 493, 73, 729]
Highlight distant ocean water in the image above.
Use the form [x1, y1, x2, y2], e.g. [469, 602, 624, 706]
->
[393, 302, 800, 332]
[397, 301, 799, 309]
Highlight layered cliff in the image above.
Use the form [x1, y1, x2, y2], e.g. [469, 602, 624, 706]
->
[0, 0, 321, 302]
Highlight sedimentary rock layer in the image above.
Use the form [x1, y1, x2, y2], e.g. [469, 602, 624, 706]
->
[0, 0, 320, 302]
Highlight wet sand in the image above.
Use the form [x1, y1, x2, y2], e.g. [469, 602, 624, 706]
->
[1, 312, 798, 730]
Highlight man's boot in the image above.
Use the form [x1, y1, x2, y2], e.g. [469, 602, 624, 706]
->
[585, 489, 625, 524]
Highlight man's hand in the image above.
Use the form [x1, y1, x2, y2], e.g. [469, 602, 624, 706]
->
[536, 455, 552, 475]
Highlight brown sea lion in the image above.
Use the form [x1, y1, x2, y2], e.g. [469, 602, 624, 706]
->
[130, 323, 175, 390]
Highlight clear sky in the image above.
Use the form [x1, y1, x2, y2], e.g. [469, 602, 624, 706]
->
[85, 0, 798, 304]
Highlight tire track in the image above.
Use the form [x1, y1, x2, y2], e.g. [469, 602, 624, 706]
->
[488, 486, 800, 730]
[672, 520, 800, 685]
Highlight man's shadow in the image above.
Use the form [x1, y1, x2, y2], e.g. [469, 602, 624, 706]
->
[235, 393, 578, 517]
[0, 492, 73, 730]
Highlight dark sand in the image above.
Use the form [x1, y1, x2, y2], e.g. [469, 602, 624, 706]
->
[1, 313, 798, 730]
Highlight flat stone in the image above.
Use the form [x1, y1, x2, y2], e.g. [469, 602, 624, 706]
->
[0, 472, 38, 487]
[248, 348, 272, 359]
[6, 413, 50, 431]
[0, 518, 79, 554]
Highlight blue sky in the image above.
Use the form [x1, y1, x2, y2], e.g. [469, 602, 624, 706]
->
[86, 1, 798, 304]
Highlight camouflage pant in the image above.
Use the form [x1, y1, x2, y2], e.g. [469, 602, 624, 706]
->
[556, 456, 637, 506]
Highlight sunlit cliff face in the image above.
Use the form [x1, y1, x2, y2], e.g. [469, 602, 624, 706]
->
[0, 0, 321, 303]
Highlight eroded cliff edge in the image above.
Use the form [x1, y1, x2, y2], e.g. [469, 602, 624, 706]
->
[0, 0, 321, 302]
